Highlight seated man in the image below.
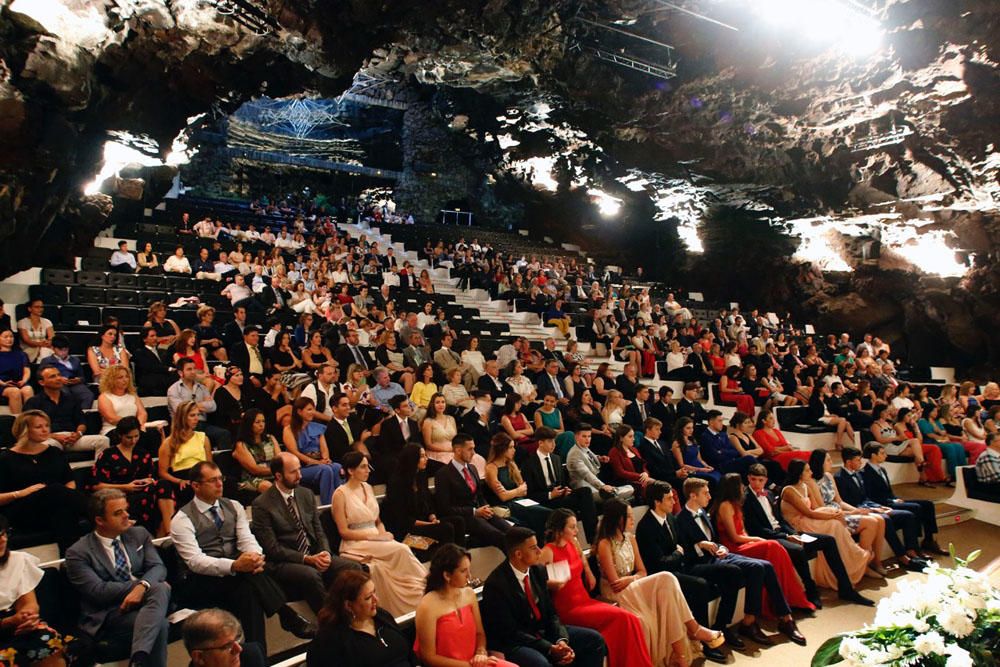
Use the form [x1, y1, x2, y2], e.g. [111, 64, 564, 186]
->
[861, 443, 948, 555]
[433, 433, 510, 549]
[535, 359, 569, 407]
[183, 609, 267, 667]
[167, 358, 232, 450]
[250, 453, 361, 613]
[109, 241, 137, 273]
[835, 448, 928, 570]
[565, 426, 634, 502]
[373, 394, 421, 477]
[170, 462, 315, 651]
[432, 332, 476, 390]
[299, 363, 338, 425]
[623, 384, 652, 430]
[39, 335, 95, 407]
[367, 367, 407, 412]
[638, 417, 686, 488]
[476, 359, 509, 402]
[402, 331, 432, 369]
[481, 526, 607, 667]
[131, 327, 176, 397]
[26, 366, 109, 455]
[975, 432, 1000, 490]
[743, 464, 873, 607]
[675, 382, 709, 425]
[228, 326, 265, 388]
[65, 489, 171, 667]
[192, 248, 221, 282]
[521, 426, 598, 543]
[334, 329, 373, 373]
[698, 410, 756, 476]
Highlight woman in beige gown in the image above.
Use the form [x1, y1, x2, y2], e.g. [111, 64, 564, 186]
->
[780, 459, 870, 588]
[331, 452, 427, 617]
[595, 499, 722, 667]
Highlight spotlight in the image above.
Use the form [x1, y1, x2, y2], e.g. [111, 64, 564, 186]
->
[752, 0, 882, 55]
[587, 188, 622, 217]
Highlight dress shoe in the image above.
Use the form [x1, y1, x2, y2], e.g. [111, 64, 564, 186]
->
[922, 540, 949, 556]
[807, 593, 824, 610]
[778, 619, 807, 646]
[723, 629, 746, 650]
[278, 605, 316, 639]
[702, 644, 728, 664]
[903, 557, 930, 572]
[840, 590, 875, 607]
[738, 622, 773, 645]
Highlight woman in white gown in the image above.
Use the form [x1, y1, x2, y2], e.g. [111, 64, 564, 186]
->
[331, 451, 427, 617]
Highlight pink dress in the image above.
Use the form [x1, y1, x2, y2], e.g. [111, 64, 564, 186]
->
[416, 604, 518, 666]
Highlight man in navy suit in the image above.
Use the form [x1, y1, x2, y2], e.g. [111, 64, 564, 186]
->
[65, 489, 171, 667]
[861, 443, 947, 555]
[836, 448, 929, 569]
[623, 384, 653, 430]
[676, 477, 806, 647]
[535, 359, 568, 407]
[637, 417, 685, 487]
[699, 411, 756, 476]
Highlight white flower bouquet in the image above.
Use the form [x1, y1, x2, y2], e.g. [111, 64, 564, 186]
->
[812, 547, 1000, 667]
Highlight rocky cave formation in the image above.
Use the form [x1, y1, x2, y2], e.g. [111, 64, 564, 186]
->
[1, 0, 1000, 374]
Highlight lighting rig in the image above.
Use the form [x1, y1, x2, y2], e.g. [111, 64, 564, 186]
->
[203, 0, 278, 36]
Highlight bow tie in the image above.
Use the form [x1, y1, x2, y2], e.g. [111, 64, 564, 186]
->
[756, 490, 769, 498]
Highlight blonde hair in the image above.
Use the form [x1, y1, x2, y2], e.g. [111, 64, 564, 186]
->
[487, 433, 523, 485]
[147, 301, 166, 320]
[196, 305, 216, 321]
[959, 381, 976, 397]
[99, 365, 137, 396]
[12, 410, 50, 446]
[167, 400, 199, 458]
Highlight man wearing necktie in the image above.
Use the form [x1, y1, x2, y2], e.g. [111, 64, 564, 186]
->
[433, 434, 510, 550]
[521, 427, 598, 542]
[251, 454, 362, 613]
[624, 385, 652, 430]
[335, 329, 371, 373]
[65, 489, 171, 667]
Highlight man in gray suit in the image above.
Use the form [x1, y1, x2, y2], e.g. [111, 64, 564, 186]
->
[65, 489, 171, 667]
[250, 453, 361, 612]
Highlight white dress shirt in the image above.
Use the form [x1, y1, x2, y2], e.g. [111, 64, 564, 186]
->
[170, 497, 262, 576]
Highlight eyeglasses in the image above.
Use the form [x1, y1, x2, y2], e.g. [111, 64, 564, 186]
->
[195, 633, 243, 655]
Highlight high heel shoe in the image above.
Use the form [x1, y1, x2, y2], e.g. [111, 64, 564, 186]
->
[694, 628, 726, 649]
[865, 566, 887, 579]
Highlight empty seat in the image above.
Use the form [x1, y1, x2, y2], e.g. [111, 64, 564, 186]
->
[103, 306, 146, 326]
[77, 270, 108, 286]
[59, 305, 102, 327]
[42, 267, 75, 285]
[106, 289, 139, 307]
[29, 284, 68, 304]
[80, 256, 109, 271]
[137, 275, 167, 290]
[70, 286, 107, 305]
[107, 273, 137, 288]
[140, 292, 168, 307]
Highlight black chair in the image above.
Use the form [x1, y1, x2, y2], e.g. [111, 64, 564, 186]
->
[77, 270, 108, 286]
[42, 267, 75, 285]
[106, 289, 139, 307]
[103, 306, 145, 326]
[963, 466, 1000, 503]
[70, 286, 107, 305]
[319, 507, 343, 554]
[59, 305, 102, 327]
[140, 292, 168, 307]
[28, 284, 68, 304]
[107, 273, 137, 288]
[137, 275, 167, 290]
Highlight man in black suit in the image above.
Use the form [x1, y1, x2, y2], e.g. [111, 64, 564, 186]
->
[334, 328, 373, 373]
[460, 392, 495, 459]
[861, 443, 947, 555]
[476, 360, 508, 402]
[675, 382, 709, 425]
[481, 527, 607, 667]
[131, 327, 175, 396]
[676, 478, 806, 647]
[835, 449, 927, 570]
[637, 417, 685, 488]
[325, 394, 373, 462]
[65, 490, 171, 667]
[250, 453, 361, 612]
[743, 465, 874, 607]
[521, 427, 597, 542]
[535, 359, 568, 406]
[373, 395, 421, 478]
[650, 386, 677, 433]
[539, 338, 566, 370]
[228, 326, 266, 388]
[221, 306, 248, 350]
[433, 433, 510, 549]
[634, 483, 727, 663]
[257, 276, 292, 324]
[623, 384, 652, 430]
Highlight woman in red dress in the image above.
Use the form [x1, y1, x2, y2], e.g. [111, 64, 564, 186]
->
[541, 509, 653, 667]
[753, 410, 811, 470]
[712, 473, 815, 615]
[719, 366, 756, 416]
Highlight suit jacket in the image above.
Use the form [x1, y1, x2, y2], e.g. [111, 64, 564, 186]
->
[375, 415, 421, 462]
[229, 342, 265, 378]
[222, 321, 247, 350]
[676, 398, 708, 424]
[522, 452, 569, 503]
[482, 561, 568, 655]
[624, 400, 652, 430]
[131, 346, 174, 388]
[64, 527, 167, 637]
[835, 467, 878, 508]
[477, 374, 509, 401]
[433, 346, 463, 373]
[335, 344, 373, 372]
[250, 485, 330, 565]
[650, 401, 677, 430]
[676, 506, 721, 567]
[326, 415, 366, 462]
[741, 489, 795, 540]
[638, 436, 681, 485]
[535, 373, 565, 400]
[433, 461, 486, 520]
[259, 285, 290, 312]
[860, 463, 898, 505]
[635, 510, 685, 575]
[403, 344, 432, 369]
[461, 410, 494, 458]
[699, 429, 739, 469]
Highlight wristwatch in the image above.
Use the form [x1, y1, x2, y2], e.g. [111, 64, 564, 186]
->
[139, 580, 151, 590]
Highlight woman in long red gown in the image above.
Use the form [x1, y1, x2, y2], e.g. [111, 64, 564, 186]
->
[753, 409, 811, 470]
[541, 509, 654, 667]
[712, 473, 815, 616]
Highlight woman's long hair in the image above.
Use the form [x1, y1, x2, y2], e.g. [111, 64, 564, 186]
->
[317, 569, 372, 629]
[168, 401, 198, 458]
[236, 409, 266, 447]
[425, 543, 471, 594]
[289, 396, 315, 439]
[488, 432, 523, 485]
[611, 424, 634, 453]
[595, 498, 630, 546]
[807, 449, 827, 481]
[672, 416, 694, 445]
[710, 473, 744, 524]
[544, 508, 577, 544]
[785, 459, 808, 486]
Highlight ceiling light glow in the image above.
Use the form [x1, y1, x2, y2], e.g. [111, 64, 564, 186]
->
[587, 188, 622, 217]
[753, 0, 882, 55]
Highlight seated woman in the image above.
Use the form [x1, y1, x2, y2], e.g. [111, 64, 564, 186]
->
[144, 301, 181, 350]
[441, 367, 475, 412]
[409, 363, 438, 418]
[137, 242, 159, 273]
[712, 473, 814, 612]
[780, 459, 871, 589]
[484, 433, 552, 538]
[282, 397, 343, 505]
[270, 331, 311, 392]
[601, 390, 627, 429]
[89, 416, 174, 537]
[544, 299, 572, 339]
[595, 499, 723, 667]
[331, 453, 427, 618]
[752, 409, 810, 469]
[567, 388, 613, 452]
[607, 424, 651, 497]
[157, 401, 212, 507]
[172, 328, 217, 389]
[87, 325, 131, 383]
[0, 411, 88, 554]
[16, 299, 54, 365]
[541, 509, 653, 667]
[727, 412, 785, 485]
[212, 365, 251, 436]
[421, 392, 461, 474]
[308, 569, 416, 667]
[301, 330, 334, 371]
[499, 395, 536, 457]
[806, 383, 855, 450]
[374, 333, 415, 394]
[461, 336, 486, 378]
[0, 514, 75, 667]
[233, 409, 281, 496]
[718, 366, 755, 416]
[918, 404, 974, 483]
[889, 406, 946, 487]
[96, 366, 160, 452]
[193, 305, 228, 363]
[503, 361, 536, 403]
[381, 445, 461, 550]
[671, 417, 719, 485]
[0, 330, 33, 414]
[416, 544, 518, 667]
[759, 365, 797, 407]
[533, 392, 565, 433]
[611, 326, 641, 369]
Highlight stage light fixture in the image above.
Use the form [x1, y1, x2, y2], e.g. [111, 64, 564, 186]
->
[753, 0, 882, 55]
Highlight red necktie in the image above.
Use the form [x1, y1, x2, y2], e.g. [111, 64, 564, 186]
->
[462, 466, 477, 494]
[756, 490, 769, 497]
[523, 574, 541, 620]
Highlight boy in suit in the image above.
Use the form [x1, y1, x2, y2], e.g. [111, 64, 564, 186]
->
[521, 427, 597, 542]
[433, 434, 510, 549]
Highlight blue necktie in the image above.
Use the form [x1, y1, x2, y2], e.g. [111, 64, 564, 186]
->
[209, 505, 223, 531]
[112, 538, 130, 582]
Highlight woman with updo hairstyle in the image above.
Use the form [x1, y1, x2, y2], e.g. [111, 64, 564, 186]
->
[308, 569, 415, 667]
[331, 452, 427, 617]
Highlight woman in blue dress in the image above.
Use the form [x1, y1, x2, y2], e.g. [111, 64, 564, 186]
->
[670, 416, 720, 485]
[282, 396, 343, 504]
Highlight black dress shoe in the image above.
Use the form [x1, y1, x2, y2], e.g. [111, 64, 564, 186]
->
[921, 540, 949, 556]
[724, 629, 746, 650]
[778, 619, 807, 646]
[702, 644, 728, 664]
[841, 590, 875, 607]
[739, 622, 774, 645]
[808, 593, 824, 610]
[278, 606, 316, 639]
[903, 557, 930, 572]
